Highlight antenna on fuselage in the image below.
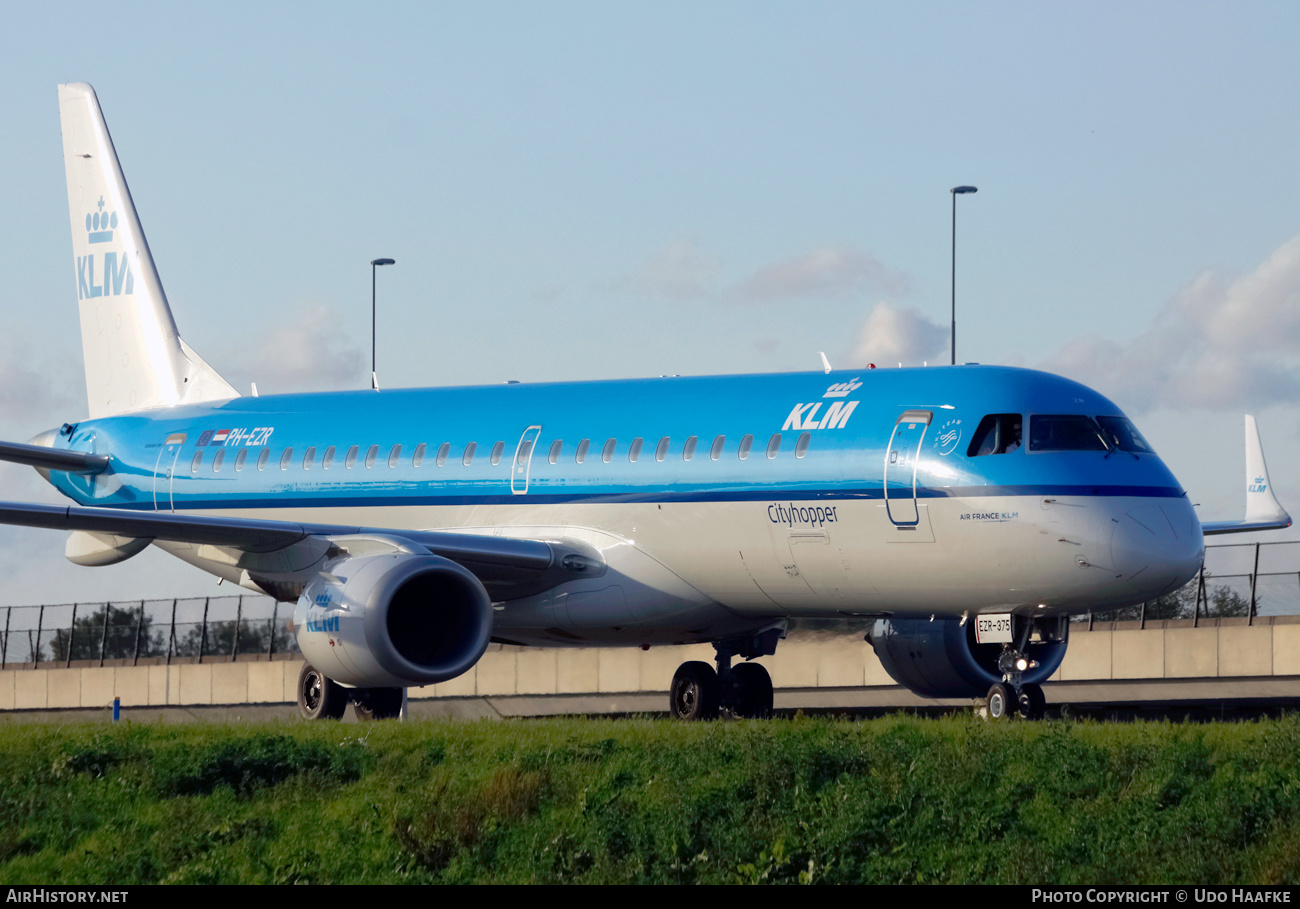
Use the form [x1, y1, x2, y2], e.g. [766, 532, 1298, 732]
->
[370, 257, 396, 391]
[818, 352, 832, 374]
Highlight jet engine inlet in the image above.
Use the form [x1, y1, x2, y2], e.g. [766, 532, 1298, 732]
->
[295, 551, 493, 688]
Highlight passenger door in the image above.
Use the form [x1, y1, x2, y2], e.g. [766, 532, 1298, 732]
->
[884, 410, 932, 526]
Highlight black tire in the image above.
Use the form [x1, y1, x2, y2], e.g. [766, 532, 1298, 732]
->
[298, 663, 347, 720]
[669, 661, 720, 721]
[1017, 683, 1047, 720]
[732, 662, 774, 719]
[985, 683, 1011, 720]
[352, 687, 404, 721]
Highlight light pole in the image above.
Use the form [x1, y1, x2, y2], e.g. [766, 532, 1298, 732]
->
[370, 258, 395, 389]
[950, 185, 977, 365]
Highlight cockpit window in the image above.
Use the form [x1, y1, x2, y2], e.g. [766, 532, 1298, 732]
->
[1096, 416, 1155, 453]
[1029, 415, 1109, 452]
[966, 414, 1023, 457]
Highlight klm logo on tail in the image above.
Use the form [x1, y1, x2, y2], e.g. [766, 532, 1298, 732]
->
[76, 196, 133, 299]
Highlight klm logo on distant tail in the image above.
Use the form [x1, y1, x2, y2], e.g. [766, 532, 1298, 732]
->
[76, 196, 134, 299]
[1250, 476, 1268, 494]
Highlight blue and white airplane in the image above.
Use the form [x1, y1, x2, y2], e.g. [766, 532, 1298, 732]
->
[0, 84, 1290, 721]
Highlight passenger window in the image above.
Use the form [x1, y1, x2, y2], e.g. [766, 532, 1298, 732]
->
[234, 448, 248, 471]
[628, 437, 643, 462]
[490, 441, 505, 466]
[364, 445, 378, 468]
[655, 437, 670, 462]
[345, 445, 358, 469]
[683, 436, 697, 461]
[303, 447, 316, 470]
[388, 444, 402, 468]
[323, 446, 335, 469]
[967, 414, 1023, 457]
[795, 433, 811, 458]
[257, 448, 271, 471]
[548, 440, 562, 464]
[710, 435, 725, 460]
[436, 443, 450, 467]
[766, 433, 781, 459]
[463, 442, 477, 466]
[738, 434, 753, 460]
[602, 438, 616, 463]
[190, 450, 203, 473]
[280, 448, 293, 470]
[576, 439, 590, 464]
[1029, 415, 1107, 453]
[212, 449, 225, 473]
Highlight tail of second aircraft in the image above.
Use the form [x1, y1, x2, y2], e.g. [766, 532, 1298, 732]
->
[58, 83, 237, 419]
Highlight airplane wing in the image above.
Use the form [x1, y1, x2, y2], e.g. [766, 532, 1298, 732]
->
[1201, 415, 1292, 535]
[0, 499, 596, 600]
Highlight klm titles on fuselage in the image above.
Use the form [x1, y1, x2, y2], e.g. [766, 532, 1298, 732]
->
[782, 378, 864, 431]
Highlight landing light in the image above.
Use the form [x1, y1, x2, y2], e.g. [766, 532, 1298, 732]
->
[1016, 658, 1029, 672]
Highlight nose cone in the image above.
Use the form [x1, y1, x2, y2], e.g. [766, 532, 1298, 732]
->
[1110, 498, 1204, 599]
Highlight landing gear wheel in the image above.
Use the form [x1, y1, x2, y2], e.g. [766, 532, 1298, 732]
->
[670, 661, 720, 721]
[1017, 683, 1046, 720]
[351, 687, 404, 721]
[298, 663, 347, 720]
[732, 662, 774, 719]
[985, 683, 1012, 720]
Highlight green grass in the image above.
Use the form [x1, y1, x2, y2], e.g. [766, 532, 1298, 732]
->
[1, 714, 1299, 884]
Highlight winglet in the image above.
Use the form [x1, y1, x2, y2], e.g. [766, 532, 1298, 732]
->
[1202, 414, 1292, 535]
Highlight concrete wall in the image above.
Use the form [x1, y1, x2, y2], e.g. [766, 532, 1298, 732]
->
[2, 617, 1297, 711]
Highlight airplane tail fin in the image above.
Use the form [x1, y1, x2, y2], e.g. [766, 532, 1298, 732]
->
[58, 83, 237, 419]
[1201, 414, 1292, 535]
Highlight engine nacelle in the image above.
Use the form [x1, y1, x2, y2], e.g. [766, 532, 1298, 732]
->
[870, 616, 1068, 698]
[292, 549, 493, 688]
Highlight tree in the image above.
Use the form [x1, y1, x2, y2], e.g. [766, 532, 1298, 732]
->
[46, 603, 166, 663]
[1086, 573, 1251, 623]
[170, 617, 294, 658]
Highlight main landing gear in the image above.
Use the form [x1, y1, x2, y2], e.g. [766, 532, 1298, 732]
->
[297, 663, 405, 721]
[983, 640, 1047, 720]
[668, 627, 784, 721]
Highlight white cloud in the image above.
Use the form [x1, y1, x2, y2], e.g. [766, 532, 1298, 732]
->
[0, 339, 82, 429]
[729, 246, 908, 303]
[618, 239, 907, 305]
[845, 302, 948, 367]
[1047, 235, 1300, 412]
[217, 304, 366, 395]
[622, 237, 723, 301]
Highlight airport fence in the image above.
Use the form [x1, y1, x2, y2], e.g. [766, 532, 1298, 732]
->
[0, 595, 295, 668]
[2, 541, 1299, 667]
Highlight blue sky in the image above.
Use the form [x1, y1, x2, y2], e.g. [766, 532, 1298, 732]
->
[0, 2, 1298, 604]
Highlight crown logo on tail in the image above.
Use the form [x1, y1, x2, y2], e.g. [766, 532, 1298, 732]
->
[85, 196, 117, 244]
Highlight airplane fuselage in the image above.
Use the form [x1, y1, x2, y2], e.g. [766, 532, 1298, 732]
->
[43, 364, 1205, 644]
